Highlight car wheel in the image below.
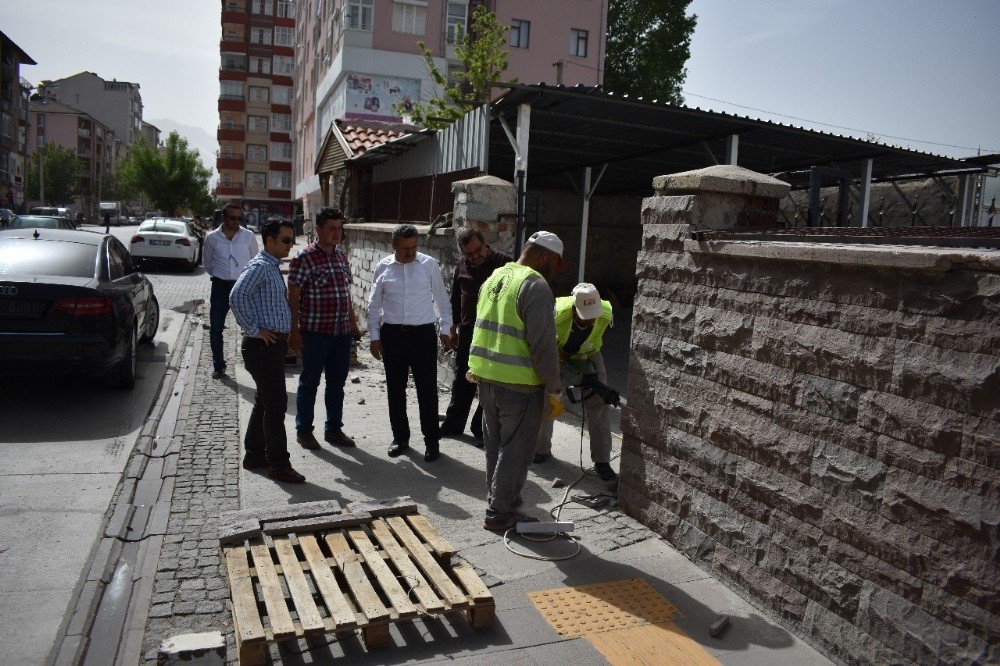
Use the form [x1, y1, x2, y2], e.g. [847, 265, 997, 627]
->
[140, 295, 159, 344]
[111, 326, 137, 389]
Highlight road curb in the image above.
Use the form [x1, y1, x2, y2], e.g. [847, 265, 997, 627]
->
[50, 311, 200, 665]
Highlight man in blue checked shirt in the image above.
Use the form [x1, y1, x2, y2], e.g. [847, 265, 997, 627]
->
[230, 218, 305, 484]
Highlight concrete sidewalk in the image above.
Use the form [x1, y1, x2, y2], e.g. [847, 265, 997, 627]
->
[228, 344, 832, 665]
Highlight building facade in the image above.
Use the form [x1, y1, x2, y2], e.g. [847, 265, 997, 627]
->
[27, 96, 124, 219]
[292, 0, 607, 216]
[216, 0, 297, 223]
[141, 120, 162, 147]
[0, 31, 35, 212]
[41, 71, 143, 147]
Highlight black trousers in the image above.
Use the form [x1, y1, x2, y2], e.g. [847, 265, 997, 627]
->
[443, 324, 483, 438]
[242, 336, 290, 469]
[380, 323, 439, 447]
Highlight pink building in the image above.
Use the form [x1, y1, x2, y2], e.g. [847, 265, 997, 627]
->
[293, 0, 607, 215]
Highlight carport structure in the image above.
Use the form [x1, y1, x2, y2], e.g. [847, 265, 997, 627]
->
[348, 83, 984, 280]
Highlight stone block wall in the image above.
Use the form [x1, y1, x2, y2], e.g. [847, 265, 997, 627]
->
[619, 168, 1000, 664]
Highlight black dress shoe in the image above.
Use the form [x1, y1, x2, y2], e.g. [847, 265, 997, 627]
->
[424, 443, 440, 462]
[388, 440, 409, 457]
[438, 423, 464, 438]
[533, 453, 552, 464]
[325, 429, 357, 448]
[472, 437, 485, 448]
[297, 430, 321, 450]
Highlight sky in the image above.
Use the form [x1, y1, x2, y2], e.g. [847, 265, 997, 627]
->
[3, 0, 998, 166]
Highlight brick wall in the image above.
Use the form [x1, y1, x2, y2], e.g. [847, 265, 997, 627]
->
[620, 171, 999, 664]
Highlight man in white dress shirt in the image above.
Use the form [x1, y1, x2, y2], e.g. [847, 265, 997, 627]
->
[202, 202, 259, 378]
[368, 224, 453, 462]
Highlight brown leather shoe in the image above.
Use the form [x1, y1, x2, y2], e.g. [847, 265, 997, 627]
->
[324, 429, 357, 448]
[296, 430, 321, 450]
[242, 457, 268, 471]
[267, 466, 306, 483]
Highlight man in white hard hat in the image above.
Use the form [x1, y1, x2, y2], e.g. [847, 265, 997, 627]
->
[534, 283, 617, 481]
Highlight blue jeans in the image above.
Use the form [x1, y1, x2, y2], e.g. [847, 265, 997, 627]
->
[210, 278, 235, 371]
[296, 331, 353, 433]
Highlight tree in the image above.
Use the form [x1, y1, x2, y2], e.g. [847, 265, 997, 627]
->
[119, 132, 213, 215]
[25, 143, 82, 204]
[101, 160, 138, 203]
[604, 0, 697, 106]
[394, 5, 512, 128]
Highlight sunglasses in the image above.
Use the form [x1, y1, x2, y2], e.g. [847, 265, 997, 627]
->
[279, 236, 295, 244]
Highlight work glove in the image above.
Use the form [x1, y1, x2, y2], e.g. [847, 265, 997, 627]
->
[546, 392, 565, 419]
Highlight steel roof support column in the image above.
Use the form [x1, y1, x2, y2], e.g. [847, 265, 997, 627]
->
[955, 175, 971, 226]
[577, 163, 608, 283]
[726, 134, 739, 166]
[858, 158, 873, 228]
[515, 104, 531, 248]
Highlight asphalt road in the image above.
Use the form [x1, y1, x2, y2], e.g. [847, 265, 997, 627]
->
[0, 224, 206, 664]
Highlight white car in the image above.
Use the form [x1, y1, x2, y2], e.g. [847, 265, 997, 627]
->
[130, 218, 202, 271]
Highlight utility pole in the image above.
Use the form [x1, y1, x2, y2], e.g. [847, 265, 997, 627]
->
[38, 146, 44, 205]
[553, 60, 564, 85]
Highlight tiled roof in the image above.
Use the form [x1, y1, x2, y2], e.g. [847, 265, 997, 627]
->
[335, 119, 420, 157]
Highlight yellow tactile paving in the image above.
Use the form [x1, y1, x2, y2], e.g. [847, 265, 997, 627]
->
[527, 578, 681, 638]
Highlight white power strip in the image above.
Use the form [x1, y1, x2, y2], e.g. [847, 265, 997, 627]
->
[516, 520, 575, 534]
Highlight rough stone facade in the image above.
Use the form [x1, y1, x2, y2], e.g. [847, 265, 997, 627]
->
[619, 165, 1000, 664]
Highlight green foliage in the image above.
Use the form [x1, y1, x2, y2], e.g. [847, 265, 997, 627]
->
[101, 160, 138, 202]
[119, 132, 213, 216]
[395, 5, 512, 128]
[605, 0, 697, 105]
[25, 143, 82, 204]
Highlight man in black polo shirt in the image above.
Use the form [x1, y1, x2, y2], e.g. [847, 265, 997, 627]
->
[439, 228, 512, 446]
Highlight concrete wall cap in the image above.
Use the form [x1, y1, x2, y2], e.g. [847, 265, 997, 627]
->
[653, 165, 791, 199]
[451, 174, 515, 193]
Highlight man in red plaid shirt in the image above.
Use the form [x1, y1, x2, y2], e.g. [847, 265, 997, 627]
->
[288, 208, 362, 450]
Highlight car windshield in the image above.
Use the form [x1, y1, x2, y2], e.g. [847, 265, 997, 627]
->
[9, 216, 71, 229]
[0, 238, 98, 278]
[138, 220, 187, 235]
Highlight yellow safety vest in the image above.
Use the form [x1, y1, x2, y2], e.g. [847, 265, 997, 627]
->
[554, 297, 612, 361]
[469, 262, 543, 385]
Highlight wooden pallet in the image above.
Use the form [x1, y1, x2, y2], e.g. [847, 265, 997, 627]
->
[220, 500, 494, 665]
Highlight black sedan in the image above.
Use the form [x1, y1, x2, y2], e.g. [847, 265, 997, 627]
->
[5, 215, 77, 230]
[0, 228, 160, 388]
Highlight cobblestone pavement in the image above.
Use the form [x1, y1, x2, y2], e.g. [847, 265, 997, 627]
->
[140, 322, 241, 663]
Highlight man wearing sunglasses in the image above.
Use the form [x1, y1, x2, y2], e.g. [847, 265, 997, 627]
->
[203, 202, 258, 379]
[230, 218, 304, 484]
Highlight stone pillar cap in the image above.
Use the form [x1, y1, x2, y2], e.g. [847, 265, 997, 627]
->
[451, 174, 515, 193]
[653, 165, 790, 199]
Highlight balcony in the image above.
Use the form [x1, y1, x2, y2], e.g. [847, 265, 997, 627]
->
[220, 39, 247, 53]
[218, 98, 246, 113]
[78, 127, 91, 138]
[217, 124, 245, 141]
[217, 153, 244, 170]
[221, 9, 247, 23]
[215, 183, 244, 196]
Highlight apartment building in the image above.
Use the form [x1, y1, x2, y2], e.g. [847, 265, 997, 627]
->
[27, 96, 124, 218]
[292, 0, 608, 215]
[216, 0, 297, 222]
[0, 31, 35, 211]
[41, 71, 143, 147]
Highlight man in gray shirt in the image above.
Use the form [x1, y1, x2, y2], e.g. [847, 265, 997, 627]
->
[468, 231, 566, 531]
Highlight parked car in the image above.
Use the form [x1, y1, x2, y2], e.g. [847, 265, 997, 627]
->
[0, 228, 159, 389]
[5, 215, 77, 230]
[129, 218, 202, 271]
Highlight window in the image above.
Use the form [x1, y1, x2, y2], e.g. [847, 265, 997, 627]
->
[222, 173, 232, 186]
[277, 0, 294, 18]
[250, 57, 271, 74]
[222, 53, 246, 71]
[344, 0, 373, 30]
[270, 170, 292, 189]
[246, 172, 267, 188]
[275, 26, 295, 46]
[273, 55, 295, 75]
[220, 82, 244, 99]
[224, 30, 238, 40]
[248, 86, 270, 103]
[251, 28, 272, 45]
[272, 85, 293, 105]
[271, 113, 292, 133]
[570, 28, 588, 57]
[510, 19, 529, 49]
[392, 0, 426, 35]
[247, 144, 268, 161]
[270, 141, 293, 160]
[248, 115, 269, 133]
[446, 1, 467, 44]
[251, 0, 273, 14]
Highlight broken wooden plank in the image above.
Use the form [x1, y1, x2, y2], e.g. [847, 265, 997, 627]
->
[249, 541, 296, 640]
[345, 496, 418, 518]
[262, 511, 371, 536]
[385, 516, 467, 608]
[404, 513, 455, 566]
[369, 518, 446, 613]
[323, 532, 390, 623]
[450, 560, 494, 603]
[346, 526, 418, 618]
[272, 537, 325, 634]
[297, 535, 358, 629]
